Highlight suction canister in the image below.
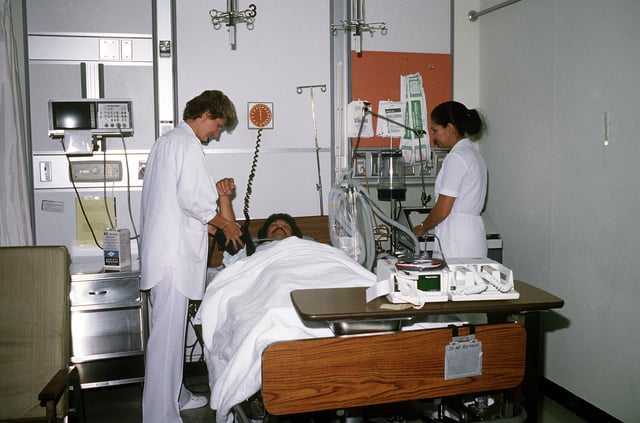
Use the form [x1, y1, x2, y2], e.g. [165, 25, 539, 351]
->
[377, 149, 406, 201]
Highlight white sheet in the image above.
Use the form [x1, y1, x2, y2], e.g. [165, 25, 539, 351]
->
[196, 237, 376, 423]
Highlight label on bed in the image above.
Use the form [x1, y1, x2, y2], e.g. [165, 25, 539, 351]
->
[444, 338, 483, 380]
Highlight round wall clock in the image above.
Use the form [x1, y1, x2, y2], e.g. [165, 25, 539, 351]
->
[248, 102, 274, 129]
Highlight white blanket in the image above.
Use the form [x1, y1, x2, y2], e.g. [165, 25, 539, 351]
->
[196, 237, 376, 423]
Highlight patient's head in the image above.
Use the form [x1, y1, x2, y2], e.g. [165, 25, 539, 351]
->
[258, 213, 303, 240]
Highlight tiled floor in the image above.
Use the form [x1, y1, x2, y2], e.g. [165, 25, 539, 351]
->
[81, 365, 587, 423]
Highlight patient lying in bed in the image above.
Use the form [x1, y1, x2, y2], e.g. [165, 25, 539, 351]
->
[196, 235, 375, 423]
[197, 215, 474, 423]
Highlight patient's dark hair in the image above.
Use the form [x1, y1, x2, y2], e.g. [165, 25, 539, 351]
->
[258, 213, 303, 239]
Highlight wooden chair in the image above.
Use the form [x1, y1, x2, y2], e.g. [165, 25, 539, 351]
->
[0, 246, 85, 423]
[262, 323, 526, 416]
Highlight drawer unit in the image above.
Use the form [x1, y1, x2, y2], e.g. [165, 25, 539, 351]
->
[70, 269, 147, 389]
[70, 277, 141, 306]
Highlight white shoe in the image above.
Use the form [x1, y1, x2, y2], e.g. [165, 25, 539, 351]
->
[180, 394, 208, 411]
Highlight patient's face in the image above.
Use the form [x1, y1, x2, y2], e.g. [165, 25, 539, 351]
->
[265, 219, 293, 239]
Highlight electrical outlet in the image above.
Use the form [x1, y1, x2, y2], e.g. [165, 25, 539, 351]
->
[138, 161, 147, 180]
[121, 40, 133, 60]
[39, 161, 52, 182]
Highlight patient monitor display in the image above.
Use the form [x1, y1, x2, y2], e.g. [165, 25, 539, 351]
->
[48, 99, 133, 137]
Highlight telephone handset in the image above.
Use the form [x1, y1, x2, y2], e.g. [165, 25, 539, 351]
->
[446, 258, 520, 301]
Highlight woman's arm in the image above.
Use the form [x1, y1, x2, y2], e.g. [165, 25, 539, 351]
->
[412, 194, 455, 237]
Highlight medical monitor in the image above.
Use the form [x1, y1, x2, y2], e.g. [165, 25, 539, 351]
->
[48, 99, 134, 138]
[51, 101, 94, 130]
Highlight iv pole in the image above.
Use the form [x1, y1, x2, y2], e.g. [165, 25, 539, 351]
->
[297, 84, 327, 215]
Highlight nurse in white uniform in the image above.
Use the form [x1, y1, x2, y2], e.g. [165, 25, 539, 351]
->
[412, 101, 488, 259]
[140, 90, 243, 422]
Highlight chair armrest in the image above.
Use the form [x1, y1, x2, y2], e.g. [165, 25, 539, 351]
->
[38, 366, 85, 423]
[38, 367, 75, 405]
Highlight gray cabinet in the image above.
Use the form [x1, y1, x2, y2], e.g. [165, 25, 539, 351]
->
[70, 270, 147, 388]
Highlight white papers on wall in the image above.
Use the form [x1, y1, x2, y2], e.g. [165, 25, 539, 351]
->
[347, 100, 373, 138]
[375, 101, 404, 138]
[400, 73, 430, 165]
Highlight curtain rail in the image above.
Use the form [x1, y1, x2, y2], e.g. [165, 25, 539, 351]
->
[468, 0, 523, 22]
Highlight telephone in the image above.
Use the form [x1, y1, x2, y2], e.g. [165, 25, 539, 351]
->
[446, 257, 519, 301]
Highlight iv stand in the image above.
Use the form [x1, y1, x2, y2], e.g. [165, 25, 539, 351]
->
[297, 84, 327, 215]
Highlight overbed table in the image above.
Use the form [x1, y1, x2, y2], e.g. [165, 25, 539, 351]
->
[291, 280, 564, 422]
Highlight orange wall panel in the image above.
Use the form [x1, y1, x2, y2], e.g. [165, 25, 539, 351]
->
[351, 51, 452, 147]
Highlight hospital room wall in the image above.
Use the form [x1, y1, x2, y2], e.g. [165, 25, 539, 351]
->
[173, 0, 451, 220]
[454, 0, 639, 421]
[173, 0, 333, 219]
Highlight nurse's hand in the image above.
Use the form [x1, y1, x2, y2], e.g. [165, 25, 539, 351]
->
[222, 221, 243, 250]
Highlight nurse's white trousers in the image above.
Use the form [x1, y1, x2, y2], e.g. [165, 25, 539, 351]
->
[142, 272, 189, 422]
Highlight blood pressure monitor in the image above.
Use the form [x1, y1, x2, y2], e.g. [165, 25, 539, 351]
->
[248, 102, 273, 129]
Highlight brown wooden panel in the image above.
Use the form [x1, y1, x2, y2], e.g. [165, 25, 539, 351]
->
[262, 323, 525, 415]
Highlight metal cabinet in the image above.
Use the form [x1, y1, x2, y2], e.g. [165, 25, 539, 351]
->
[70, 269, 147, 388]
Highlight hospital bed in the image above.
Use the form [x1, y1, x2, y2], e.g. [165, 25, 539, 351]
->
[199, 215, 564, 423]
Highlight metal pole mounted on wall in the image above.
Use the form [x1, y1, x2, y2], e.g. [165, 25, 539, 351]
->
[468, 0, 524, 22]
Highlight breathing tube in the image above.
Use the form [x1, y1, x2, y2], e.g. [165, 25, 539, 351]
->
[328, 175, 421, 271]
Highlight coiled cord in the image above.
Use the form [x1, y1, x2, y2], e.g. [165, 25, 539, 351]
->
[458, 271, 488, 295]
[482, 270, 514, 292]
[243, 128, 262, 222]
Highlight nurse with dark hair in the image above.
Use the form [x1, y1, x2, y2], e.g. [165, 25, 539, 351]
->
[412, 101, 488, 259]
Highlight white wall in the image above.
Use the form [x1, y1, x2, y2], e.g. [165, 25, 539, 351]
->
[363, 0, 450, 54]
[172, 0, 451, 220]
[174, 0, 333, 219]
[455, 0, 640, 420]
[452, 0, 479, 107]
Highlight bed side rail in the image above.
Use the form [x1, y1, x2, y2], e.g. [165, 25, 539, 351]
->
[261, 323, 525, 416]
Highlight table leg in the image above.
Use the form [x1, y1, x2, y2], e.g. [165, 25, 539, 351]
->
[523, 311, 541, 422]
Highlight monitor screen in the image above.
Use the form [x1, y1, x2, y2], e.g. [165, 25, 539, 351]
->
[51, 101, 95, 130]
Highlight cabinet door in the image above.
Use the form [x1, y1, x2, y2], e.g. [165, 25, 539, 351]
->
[71, 306, 145, 361]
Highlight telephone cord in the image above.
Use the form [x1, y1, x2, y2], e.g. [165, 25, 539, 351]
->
[457, 271, 488, 295]
[481, 270, 513, 292]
